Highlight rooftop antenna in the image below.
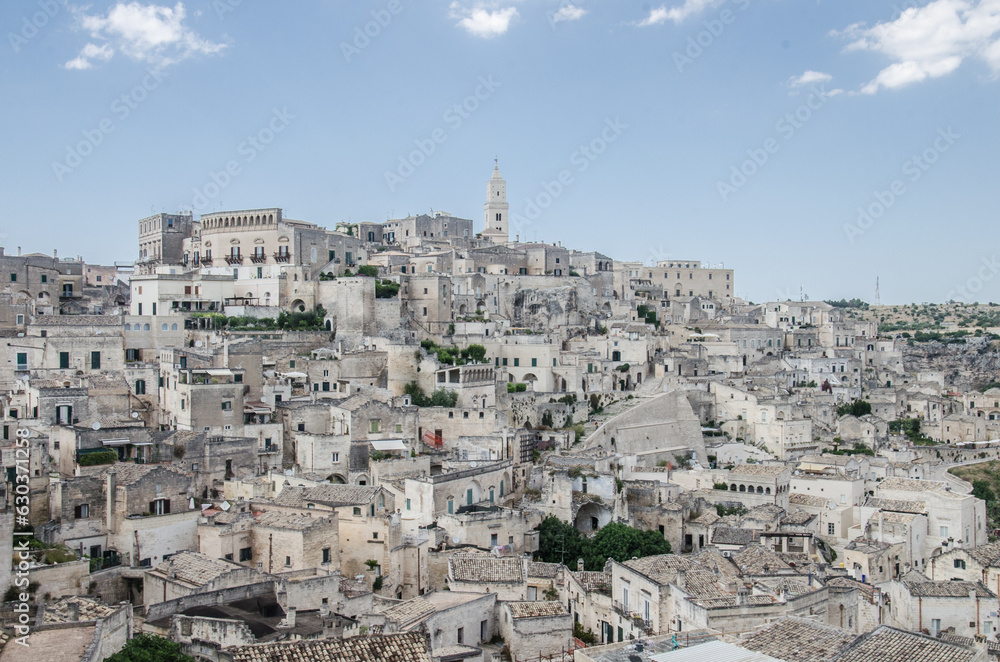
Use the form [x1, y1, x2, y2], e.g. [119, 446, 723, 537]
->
[875, 277, 881, 306]
[800, 285, 805, 302]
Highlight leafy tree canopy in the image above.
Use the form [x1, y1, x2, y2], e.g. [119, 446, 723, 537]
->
[534, 516, 670, 571]
[106, 635, 194, 662]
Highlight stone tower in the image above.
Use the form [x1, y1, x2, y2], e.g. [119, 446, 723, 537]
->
[482, 161, 509, 245]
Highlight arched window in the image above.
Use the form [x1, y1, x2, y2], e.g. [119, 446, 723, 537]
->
[739, 484, 746, 492]
[730, 484, 737, 491]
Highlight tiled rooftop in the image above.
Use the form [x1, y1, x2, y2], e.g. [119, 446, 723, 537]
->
[864, 496, 926, 513]
[965, 541, 1000, 567]
[830, 626, 976, 662]
[506, 601, 567, 619]
[228, 632, 432, 662]
[528, 561, 561, 578]
[378, 597, 436, 627]
[730, 464, 788, 477]
[731, 545, 793, 575]
[102, 461, 188, 485]
[450, 555, 524, 583]
[150, 550, 250, 586]
[740, 617, 855, 662]
[712, 527, 759, 546]
[273, 483, 379, 507]
[902, 579, 994, 598]
[877, 477, 949, 493]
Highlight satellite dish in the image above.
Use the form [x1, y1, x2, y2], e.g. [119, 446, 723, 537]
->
[470, 462, 477, 468]
[452, 536, 461, 544]
[131, 412, 139, 419]
[91, 421, 101, 431]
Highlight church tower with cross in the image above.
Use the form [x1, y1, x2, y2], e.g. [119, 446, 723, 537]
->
[482, 159, 509, 245]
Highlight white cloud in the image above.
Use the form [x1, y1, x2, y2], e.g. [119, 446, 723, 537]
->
[65, 43, 114, 70]
[837, 0, 1000, 94]
[636, 0, 726, 26]
[66, 2, 226, 70]
[551, 4, 587, 23]
[788, 70, 833, 87]
[449, 3, 520, 38]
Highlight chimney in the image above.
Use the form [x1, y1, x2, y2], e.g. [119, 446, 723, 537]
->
[17, 246, 22, 256]
[577, 558, 584, 572]
[286, 607, 296, 628]
[68, 601, 80, 622]
[0, 247, 4, 257]
[54, 249, 57, 259]
[676, 569, 686, 589]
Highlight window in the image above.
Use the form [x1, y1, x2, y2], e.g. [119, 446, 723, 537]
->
[332, 452, 340, 463]
[406, 498, 411, 510]
[41, 274, 47, 283]
[239, 547, 252, 562]
[9, 273, 15, 282]
[457, 627, 464, 644]
[370, 420, 381, 433]
[513, 358, 519, 367]
[353, 507, 362, 516]
[447, 498, 454, 514]
[372, 532, 379, 540]
[150, 498, 170, 515]
[940, 526, 949, 537]
[59, 352, 70, 369]
[90, 351, 101, 370]
[322, 548, 331, 564]
[395, 424, 402, 433]
[75, 504, 90, 519]
[285, 555, 292, 567]
[531, 358, 537, 367]
[16, 352, 27, 370]
[221, 401, 232, 411]
[135, 379, 146, 395]
[955, 559, 967, 569]
[828, 523, 836, 535]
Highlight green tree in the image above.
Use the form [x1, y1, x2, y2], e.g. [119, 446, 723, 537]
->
[973, 480, 997, 504]
[106, 635, 194, 662]
[586, 522, 671, 570]
[837, 399, 872, 418]
[535, 516, 588, 567]
[356, 265, 379, 277]
[466, 344, 487, 363]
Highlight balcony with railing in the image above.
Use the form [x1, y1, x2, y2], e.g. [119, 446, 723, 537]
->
[273, 252, 291, 263]
[250, 252, 268, 264]
[613, 601, 653, 632]
[226, 254, 244, 265]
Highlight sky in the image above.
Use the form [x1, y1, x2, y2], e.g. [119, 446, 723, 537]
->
[1, 0, 999, 305]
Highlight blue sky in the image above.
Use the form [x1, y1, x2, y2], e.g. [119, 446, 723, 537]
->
[2, 0, 999, 304]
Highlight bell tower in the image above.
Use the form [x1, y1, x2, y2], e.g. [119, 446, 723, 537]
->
[482, 159, 509, 245]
